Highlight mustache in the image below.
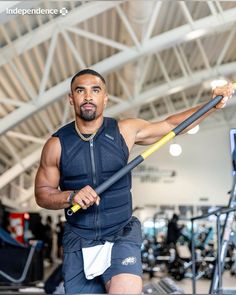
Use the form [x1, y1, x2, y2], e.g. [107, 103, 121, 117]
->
[80, 102, 96, 108]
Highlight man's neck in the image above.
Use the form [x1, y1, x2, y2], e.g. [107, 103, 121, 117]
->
[75, 116, 104, 134]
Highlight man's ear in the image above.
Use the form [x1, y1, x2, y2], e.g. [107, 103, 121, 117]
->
[68, 93, 74, 105]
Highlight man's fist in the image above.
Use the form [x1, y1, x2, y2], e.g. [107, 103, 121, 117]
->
[212, 82, 234, 109]
[73, 185, 100, 210]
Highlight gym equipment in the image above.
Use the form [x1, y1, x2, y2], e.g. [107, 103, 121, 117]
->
[0, 227, 24, 248]
[141, 218, 217, 282]
[143, 277, 184, 294]
[189, 128, 236, 294]
[168, 255, 186, 281]
[209, 129, 236, 294]
[141, 235, 166, 278]
[0, 228, 43, 284]
[68, 86, 236, 215]
[209, 206, 236, 294]
[191, 207, 236, 293]
[167, 244, 192, 281]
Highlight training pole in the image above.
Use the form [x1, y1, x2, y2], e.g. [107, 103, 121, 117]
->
[67, 84, 236, 216]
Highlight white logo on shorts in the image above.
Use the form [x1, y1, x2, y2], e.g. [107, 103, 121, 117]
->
[121, 256, 137, 266]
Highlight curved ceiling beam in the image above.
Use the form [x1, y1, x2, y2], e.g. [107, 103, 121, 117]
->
[0, 8, 236, 135]
[0, 1, 122, 67]
[0, 147, 42, 190]
[106, 62, 236, 116]
[1, 5, 236, 68]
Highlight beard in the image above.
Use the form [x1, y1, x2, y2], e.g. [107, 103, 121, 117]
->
[79, 104, 97, 121]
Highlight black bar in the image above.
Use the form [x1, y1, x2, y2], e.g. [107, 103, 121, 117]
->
[71, 94, 225, 214]
[191, 219, 196, 294]
[97, 95, 224, 196]
[173, 95, 223, 135]
[94, 155, 144, 195]
[96, 94, 223, 196]
[191, 207, 222, 221]
[216, 212, 222, 293]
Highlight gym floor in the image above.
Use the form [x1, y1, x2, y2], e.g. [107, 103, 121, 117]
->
[0, 259, 235, 294]
[142, 269, 236, 294]
[176, 271, 235, 294]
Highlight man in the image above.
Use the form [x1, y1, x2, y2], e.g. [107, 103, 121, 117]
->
[166, 213, 182, 247]
[35, 69, 234, 294]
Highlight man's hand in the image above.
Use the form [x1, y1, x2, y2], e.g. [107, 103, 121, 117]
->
[73, 185, 100, 210]
[212, 82, 234, 109]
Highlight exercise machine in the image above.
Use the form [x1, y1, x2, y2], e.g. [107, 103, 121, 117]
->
[0, 227, 43, 285]
[209, 128, 236, 294]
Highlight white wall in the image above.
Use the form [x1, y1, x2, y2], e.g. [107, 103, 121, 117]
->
[131, 125, 234, 208]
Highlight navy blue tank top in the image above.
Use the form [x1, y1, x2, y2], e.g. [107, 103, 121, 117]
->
[53, 117, 132, 240]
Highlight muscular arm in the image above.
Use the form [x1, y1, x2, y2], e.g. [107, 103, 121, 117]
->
[119, 83, 234, 148]
[35, 137, 100, 210]
[35, 137, 71, 210]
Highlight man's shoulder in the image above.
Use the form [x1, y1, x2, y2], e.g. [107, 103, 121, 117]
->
[53, 121, 75, 137]
[117, 118, 139, 130]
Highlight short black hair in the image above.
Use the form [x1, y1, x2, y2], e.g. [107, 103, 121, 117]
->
[70, 69, 106, 89]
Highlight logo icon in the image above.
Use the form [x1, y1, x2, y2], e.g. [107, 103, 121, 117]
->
[60, 8, 68, 16]
[121, 256, 137, 266]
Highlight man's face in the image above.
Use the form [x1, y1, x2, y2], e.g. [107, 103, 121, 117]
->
[69, 74, 108, 121]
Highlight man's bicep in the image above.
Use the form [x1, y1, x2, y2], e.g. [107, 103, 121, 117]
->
[35, 165, 60, 190]
[35, 137, 61, 190]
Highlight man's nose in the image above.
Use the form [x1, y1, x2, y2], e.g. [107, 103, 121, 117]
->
[84, 93, 92, 101]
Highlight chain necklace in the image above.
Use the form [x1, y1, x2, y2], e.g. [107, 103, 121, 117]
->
[74, 122, 97, 142]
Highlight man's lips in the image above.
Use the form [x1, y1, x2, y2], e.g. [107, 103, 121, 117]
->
[81, 103, 96, 110]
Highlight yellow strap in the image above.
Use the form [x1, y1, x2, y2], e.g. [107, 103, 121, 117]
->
[233, 82, 236, 90]
[141, 131, 176, 159]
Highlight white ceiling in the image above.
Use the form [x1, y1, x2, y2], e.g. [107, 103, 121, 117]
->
[0, 1, 236, 211]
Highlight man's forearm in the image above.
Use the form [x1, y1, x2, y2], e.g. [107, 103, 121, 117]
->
[166, 103, 215, 133]
[35, 187, 71, 210]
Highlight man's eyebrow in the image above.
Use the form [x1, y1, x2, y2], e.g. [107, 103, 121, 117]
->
[91, 85, 101, 90]
[74, 85, 102, 91]
[74, 85, 85, 91]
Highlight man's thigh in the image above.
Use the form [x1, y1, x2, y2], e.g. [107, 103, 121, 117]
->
[102, 217, 143, 290]
[107, 273, 142, 294]
[102, 241, 143, 285]
[63, 250, 106, 294]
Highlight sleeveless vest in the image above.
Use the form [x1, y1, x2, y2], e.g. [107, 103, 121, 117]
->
[53, 117, 132, 240]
